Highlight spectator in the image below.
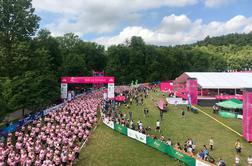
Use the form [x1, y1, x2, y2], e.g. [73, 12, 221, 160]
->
[131, 121, 136, 130]
[160, 135, 165, 142]
[175, 142, 182, 150]
[197, 150, 204, 160]
[203, 145, 209, 160]
[217, 158, 226, 166]
[139, 121, 143, 131]
[166, 138, 172, 146]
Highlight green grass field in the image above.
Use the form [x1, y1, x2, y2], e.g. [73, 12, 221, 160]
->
[77, 90, 252, 166]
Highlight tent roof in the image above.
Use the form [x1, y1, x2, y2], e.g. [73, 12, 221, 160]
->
[183, 72, 252, 89]
[216, 98, 243, 109]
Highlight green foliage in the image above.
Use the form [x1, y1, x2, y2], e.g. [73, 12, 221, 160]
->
[0, 0, 40, 77]
[0, 0, 40, 45]
[197, 33, 252, 46]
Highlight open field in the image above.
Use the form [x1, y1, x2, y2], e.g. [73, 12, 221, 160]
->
[78, 90, 252, 166]
[77, 124, 183, 166]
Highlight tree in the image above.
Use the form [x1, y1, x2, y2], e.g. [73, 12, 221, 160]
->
[8, 71, 59, 116]
[0, 0, 40, 77]
[0, 0, 40, 47]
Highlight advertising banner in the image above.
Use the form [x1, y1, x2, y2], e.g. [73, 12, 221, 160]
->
[243, 89, 252, 141]
[196, 159, 212, 166]
[103, 119, 114, 130]
[146, 137, 171, 154]
[166, 97, 188, 105]
[160, 82, 173, 92]
[61, 83, 68, 99]
[168, 148, 196, 166]
[114, 124, 127, 135]
[108, 83, 115, 99]
[146, 137, 195, 166]
[186, 78, 198, 105]
[61, 76, 115, 84]
[127, 128, 146, 144]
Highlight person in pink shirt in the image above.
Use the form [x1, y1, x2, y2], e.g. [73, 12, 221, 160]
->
[15, 141, 22, 150]
[20, 151, 27, 165]
[26, 157, 32, 166]
[7, 156, 16, 166]
[34, 156, 41, 166]
[15, 154, 20, 164]
[74, 145, 80, 159]
[68, 150, 75, 166]
[53, 155, 61, 166]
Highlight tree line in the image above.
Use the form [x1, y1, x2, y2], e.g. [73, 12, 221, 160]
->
[0, 0, 252, 116]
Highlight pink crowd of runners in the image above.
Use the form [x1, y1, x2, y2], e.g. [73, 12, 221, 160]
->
[0, 92, 102, 166]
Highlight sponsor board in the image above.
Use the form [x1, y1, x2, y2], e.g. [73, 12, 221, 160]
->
[196, 159, 212, 166]
[146, 137, 169, 153]
[127, 128, 146, 144]
[108, 83, 115, 98]
[103, 119, 114, 129]
[61, 83, 68, 99]
[166, 97, 188, 105]
[114, 124, 127, 135]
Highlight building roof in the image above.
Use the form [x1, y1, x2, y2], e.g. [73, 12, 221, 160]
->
[175, 72, 252, 89]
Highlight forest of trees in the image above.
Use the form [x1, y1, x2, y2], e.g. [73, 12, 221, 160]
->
[1, 0, 252, 116]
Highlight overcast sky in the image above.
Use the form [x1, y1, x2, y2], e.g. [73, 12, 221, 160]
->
[32, 0, 252, 46]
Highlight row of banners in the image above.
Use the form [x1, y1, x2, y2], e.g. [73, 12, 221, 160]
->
[103, 119, 212, 166]
[0, 103, 65, 136]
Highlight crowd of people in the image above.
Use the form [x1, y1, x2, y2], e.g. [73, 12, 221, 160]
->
[0, 91, 102, 165]
[1, 84, 252, 166]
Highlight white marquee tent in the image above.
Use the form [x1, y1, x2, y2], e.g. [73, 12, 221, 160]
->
[175, 72, 252, 89]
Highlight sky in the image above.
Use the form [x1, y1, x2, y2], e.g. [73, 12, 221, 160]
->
[32, 0, 252, 47]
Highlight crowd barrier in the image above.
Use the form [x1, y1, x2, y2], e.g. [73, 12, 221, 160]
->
[102, 118, 213, 166]
[0, 103, 65, 136]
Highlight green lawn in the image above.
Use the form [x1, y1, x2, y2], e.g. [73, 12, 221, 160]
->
[196, 106, 243, 134]
[77, 124, 184, 166]
[77, 90, 252, 166]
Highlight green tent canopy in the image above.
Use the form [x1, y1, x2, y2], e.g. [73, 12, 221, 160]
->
[216, 98, 243, 109]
